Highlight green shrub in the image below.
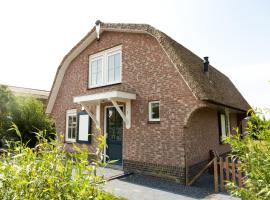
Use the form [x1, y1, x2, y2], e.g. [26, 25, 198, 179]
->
[225, 109, 270, 200]
[0, 85, 55, 148]
[0, 85, 15, 144]
[9, 96, 55, 148]
[0, 124, 125, 200]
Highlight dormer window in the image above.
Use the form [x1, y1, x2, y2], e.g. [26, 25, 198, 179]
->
[89, 46, 122, 88]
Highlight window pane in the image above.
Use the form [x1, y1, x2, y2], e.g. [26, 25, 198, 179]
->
[91, 61, 97, 73]
[115, 66, 120, 82]
[68, 116, 72, 126]
[151, 102, 160, 119]
[72, 116, 76, 123]
[114, 53, 120, 66]
[91, 74, 96, 85]
[91, 58, 102, 86]
[108, 69, 114, 82]
[97, 60, 102, 85]
[108, 53, 120, 83]
[220, 114, 226, 138]
[72, 127, 76, 139]
[114, 53, 120, 82]
[108, 55, 114, 70]
[67, 114, 77, 140]
[91, 60, 97, 85]
[108, 55, 114, 82]
[68, 127, 71, 139]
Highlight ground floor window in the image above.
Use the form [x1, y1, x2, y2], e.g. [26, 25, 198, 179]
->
[219, 110, 230, 143]
[149, 101, 160, 121]
[66, 109, 77, 142]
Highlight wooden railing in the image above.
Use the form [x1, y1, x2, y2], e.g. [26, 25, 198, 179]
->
[187, 157, 216, 186]
[214, 156, 244, 193]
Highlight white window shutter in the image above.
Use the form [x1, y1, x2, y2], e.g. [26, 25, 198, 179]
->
[77, 111, 91, 143]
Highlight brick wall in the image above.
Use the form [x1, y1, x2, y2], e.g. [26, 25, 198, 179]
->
[185, 107, 238, 167]
[51, 31, 199, 168]
[50, 30, 240, 182]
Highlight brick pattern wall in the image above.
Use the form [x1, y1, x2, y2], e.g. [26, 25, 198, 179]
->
[185, 107, 238, 167]
[123, 159, 186, 184]
[50, 30, 239, 182]
[50, 31, 199, 168]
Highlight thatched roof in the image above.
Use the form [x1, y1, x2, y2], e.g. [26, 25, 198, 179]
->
[46, 22, 249, 113]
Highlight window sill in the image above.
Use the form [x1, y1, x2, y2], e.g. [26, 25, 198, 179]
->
[88, 82, 122, 90]
[148, 120, 160, 124]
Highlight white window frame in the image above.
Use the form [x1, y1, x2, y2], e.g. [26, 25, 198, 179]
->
[88, 46, 122, 88]
[65, 109, 77, 143]
[89, 56, 104, 87]
[149, 101, 160, 122]
[220, 109, 230, 142]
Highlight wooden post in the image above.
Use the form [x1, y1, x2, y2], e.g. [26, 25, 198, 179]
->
[220, 158, 224, 192]
[232, 161, 236, 184]
[187, 158, 215, 186]
[225, 157, 229, 181]
[237, 163, 242, 187]
[214, 157, 219, 193]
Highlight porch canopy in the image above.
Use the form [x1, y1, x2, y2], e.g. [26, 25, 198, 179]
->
[73, 91, 136, 129]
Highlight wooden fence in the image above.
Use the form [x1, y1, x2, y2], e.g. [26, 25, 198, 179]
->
[213, 156, 244, 193]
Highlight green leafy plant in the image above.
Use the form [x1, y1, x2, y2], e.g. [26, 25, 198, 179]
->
[0, 124, 125, 200]
[0, 85, 15, 144]
[225, 109, 270, 200]
[9, 96, 55, 148]
[0, 85, 55, 148]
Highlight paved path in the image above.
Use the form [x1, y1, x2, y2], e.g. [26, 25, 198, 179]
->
[103, 173, 240, 200]
[97, 166, 125, 179]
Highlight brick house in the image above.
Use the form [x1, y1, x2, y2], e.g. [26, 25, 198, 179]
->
[46, 22, 250, 183]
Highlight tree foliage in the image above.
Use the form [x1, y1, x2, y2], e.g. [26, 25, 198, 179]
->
[226, 109, 270, 200]
[0, 125, 124, 200]
[10, 96, 55, 147]
[0, 85, 55, 148]
[0, 85, 15, 143]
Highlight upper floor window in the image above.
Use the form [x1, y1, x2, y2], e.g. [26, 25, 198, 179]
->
[149, 101, 160, 122]
[66, 109, 77, 142]
[89, 46, 122, 88]
[90, 57, 103, 86]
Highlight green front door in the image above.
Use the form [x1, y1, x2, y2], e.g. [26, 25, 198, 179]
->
[106, 107, 123, 165]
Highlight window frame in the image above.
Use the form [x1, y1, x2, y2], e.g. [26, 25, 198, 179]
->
[148, 101, 160, 122]
[65, 109, 77, 143]
[218, 109, 230, 143]
[88, 46, 122, 88]
[89, 55, 104, 87]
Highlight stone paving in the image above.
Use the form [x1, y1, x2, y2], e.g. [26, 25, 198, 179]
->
[102, 168, 240, 200]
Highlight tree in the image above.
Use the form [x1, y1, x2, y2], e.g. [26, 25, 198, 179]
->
[226, 109, 270, 200]
[10, 96, 55, 148]
[0, 85, 15, 145]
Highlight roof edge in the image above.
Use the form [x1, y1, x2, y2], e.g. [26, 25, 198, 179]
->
[46, 22, 198, 113]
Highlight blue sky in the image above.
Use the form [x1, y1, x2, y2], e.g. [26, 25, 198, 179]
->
[0, 0, 269, 109]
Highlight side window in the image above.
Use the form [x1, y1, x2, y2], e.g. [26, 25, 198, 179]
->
[219, 111, 230, 143]
[66, 109, 77, 142]
[149, 101, 160, 121]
